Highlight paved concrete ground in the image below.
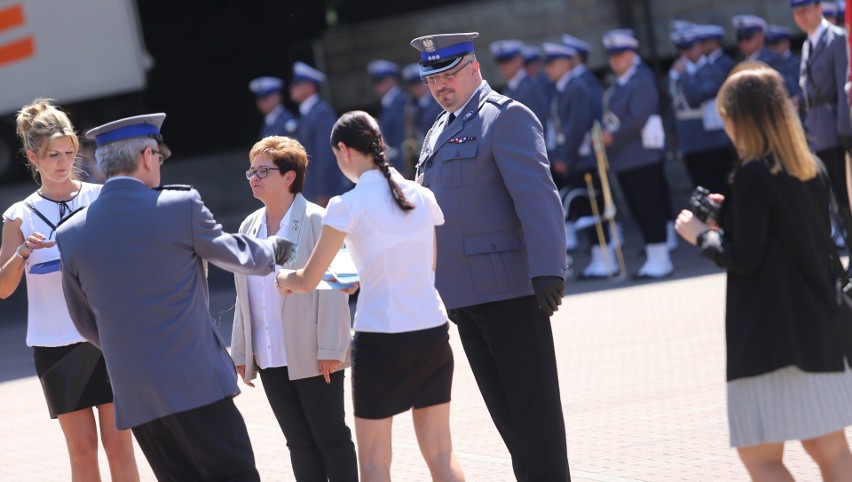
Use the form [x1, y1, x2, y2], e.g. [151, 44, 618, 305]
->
[0, 154, 845, 480]
[0, 262, 842, 481]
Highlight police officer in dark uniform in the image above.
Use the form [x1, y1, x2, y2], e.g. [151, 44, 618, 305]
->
[489, 39, 550, 128]
[368, 60, 408, 174]
[793, 0, 852, 217]
[248, 76, 298, 140]
[411, 31, 570, 481]
[670, 26, 737, 195]
[289, 61, 348, 206]
[601, 29, 674, 278]
[766, 24, 805, 105]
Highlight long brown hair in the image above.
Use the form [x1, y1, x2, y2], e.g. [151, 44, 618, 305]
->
[717, 63, 816, 181]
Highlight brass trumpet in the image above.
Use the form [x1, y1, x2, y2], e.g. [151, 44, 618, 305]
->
[587, 120, 626, 281]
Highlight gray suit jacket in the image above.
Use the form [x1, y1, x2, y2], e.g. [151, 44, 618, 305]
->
[231, 194, 351, 382]
[801, 23, 852, 151]
[416, 81, 567, 309]
[57, 178, 277, 429]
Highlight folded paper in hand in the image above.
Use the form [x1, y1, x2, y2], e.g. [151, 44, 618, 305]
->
[317, 247, 359, 290]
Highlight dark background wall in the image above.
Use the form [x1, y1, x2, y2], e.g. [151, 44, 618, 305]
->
[130, 0, 467, 158]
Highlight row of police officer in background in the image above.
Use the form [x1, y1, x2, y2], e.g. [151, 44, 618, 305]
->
[244, 0, 851, 281]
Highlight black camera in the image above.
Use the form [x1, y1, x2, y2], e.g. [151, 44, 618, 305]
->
[688, 186, 721, 224]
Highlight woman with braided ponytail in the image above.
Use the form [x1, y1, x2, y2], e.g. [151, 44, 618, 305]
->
[276, 111, 465, 481]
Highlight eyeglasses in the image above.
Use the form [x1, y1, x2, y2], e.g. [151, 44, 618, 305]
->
[245, 166, 281, 179]
[422, 60, 473, 85]
[141, 148, 165, 165]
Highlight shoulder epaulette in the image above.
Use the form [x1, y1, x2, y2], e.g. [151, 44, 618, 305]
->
[155, 184, 193, 191]
[486, 92, 511, 107]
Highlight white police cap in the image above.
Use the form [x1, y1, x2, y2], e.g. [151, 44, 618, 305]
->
[367, 60, 400, 80]
[694, 24, 726, 41]
[402, 63, 422, 84]
[670, 19, 697, 32]
[670, 27, 701, 49]
[561, 34, 592, 57]
[542, 42, 576, 61]
[522, 45, 543, 63]
[292, 61, 326, 85]
[410, 32, 479, 77]
[86, 113, 171, 159]
[732, 15, 767, 35]
[766, 24, 792, 44]
[489, 40, 524, 60]
[602, 29, 639, 54]
[822, 1, 839, 16]
[248, 76, 283, 97]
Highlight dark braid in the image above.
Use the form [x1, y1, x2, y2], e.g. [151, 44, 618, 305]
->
[368, 136, 415, 211]
[331, 111, 415, 212]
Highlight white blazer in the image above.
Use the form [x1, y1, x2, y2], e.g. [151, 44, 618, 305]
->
[230, 193, 352, 381]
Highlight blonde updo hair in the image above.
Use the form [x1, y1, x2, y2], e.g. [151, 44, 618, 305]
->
[15, 98, 80, 181]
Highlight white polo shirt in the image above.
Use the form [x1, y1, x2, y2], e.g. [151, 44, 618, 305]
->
[323, 168, 447, 333]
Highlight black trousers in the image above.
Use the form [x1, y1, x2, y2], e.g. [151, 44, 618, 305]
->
[616, 163, 669, 244]
[683, 146, 737, 197]
[449, 296, 570, 482]
[259, 367, 357, 482]
[131, 397, 259, 482]
[817, 145, 850, 211]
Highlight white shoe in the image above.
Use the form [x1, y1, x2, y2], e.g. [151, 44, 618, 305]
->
[581, 245, 619, 278]
[637, 243, 673, 278]
[565, 221, 578, 252]
[666, 221, 678, 252]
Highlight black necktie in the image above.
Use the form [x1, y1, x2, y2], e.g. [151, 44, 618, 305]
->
[447, 113, 456, 125]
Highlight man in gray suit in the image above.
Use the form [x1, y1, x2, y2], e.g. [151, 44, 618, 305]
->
[410, 32, 570, 481]
[56, 113, 296, 481]
[793, 0, 852, 217]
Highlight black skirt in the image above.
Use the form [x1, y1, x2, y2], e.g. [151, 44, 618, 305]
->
[352, 322, 454, 420]
[33, 342, 113, 418]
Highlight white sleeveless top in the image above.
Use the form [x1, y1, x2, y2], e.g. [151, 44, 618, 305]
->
[3, 182, 102, 347]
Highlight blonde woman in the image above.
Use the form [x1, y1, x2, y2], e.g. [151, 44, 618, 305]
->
[676, 64, 852, 481]
[0, 99, 139, 481]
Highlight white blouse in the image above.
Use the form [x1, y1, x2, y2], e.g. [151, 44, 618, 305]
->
[246, 207, 292, 369]
[323, 168, 447, 334]
[3, 182, 102, 347]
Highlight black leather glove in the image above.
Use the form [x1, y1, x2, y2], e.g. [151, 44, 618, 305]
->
[268, 236, 297, 266]
[532, 276, 564, 317]
[840, 135, 852, 152]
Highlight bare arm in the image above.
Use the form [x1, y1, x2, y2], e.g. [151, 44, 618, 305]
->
[277, 225, 347, 294]
[0, 220, 26, 299]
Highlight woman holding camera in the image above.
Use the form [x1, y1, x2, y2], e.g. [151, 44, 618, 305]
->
[675, 64, 852, 480]
[0, 99, 139, 481]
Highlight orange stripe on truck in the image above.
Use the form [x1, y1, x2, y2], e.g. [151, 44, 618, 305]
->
[0, 37, 35, 67]
[0, 4, 26, 32]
